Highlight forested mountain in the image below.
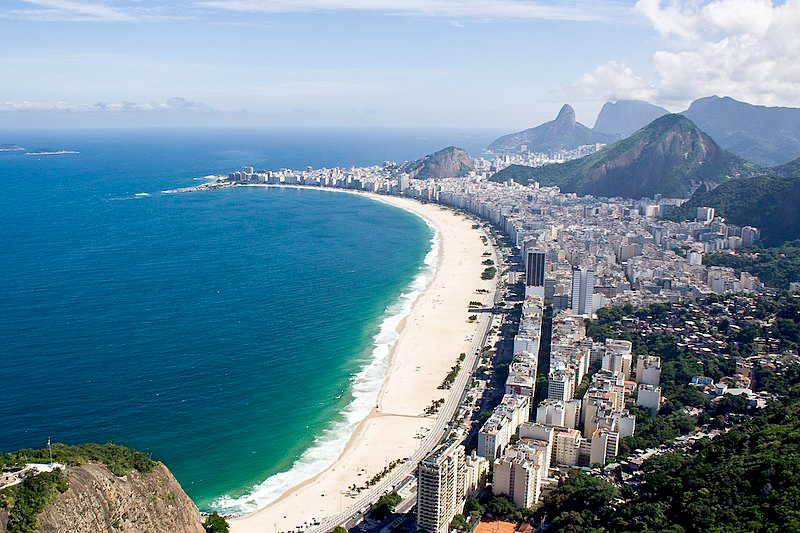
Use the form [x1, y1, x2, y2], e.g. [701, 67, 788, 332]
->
[682, 95, 800, 166]
[490, 114, 754, 199]
[667, 156, 800, 246]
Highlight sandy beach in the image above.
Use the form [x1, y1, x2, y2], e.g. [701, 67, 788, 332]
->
[230, 190, 495, 533]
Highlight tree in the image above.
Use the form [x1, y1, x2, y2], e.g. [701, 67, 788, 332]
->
[486, 495, 519, 520]
[370, 491, 401, 519]
[204, 512, 229, 533]
[716, 393, 749, 414]
[464, 497, 485, 518]
[331, 527, 348, 533]
[450, 514, 470, 532]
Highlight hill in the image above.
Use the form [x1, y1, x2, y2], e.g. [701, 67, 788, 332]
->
[490, 114, 754, 199]
[401, 146, 474, 179]
[593, 99, 669, 136]
[665, 156, 800, 246]
[682, 95, 800, 166]
[0, 443, 208, 533]
[487, 104, 618, 154]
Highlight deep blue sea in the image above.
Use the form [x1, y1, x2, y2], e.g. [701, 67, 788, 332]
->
[0, 127, 501, 512]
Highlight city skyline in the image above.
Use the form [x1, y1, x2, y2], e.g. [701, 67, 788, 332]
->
[2, 0, 799, 128]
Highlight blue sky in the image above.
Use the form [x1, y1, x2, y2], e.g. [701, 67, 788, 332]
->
[1, 0, 797, 129]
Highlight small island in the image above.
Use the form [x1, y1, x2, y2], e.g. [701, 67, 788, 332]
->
[25, 148, 79, 155]
[0, 144, 25, 152]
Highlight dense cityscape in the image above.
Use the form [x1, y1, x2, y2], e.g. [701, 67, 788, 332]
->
[210, 153, 794, 533]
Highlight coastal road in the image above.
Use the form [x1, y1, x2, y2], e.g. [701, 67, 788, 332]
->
[309, 244, 498, 533]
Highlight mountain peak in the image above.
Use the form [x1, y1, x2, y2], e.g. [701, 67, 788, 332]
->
[401, 146, 474, 179]
[490, 113, 755, 199]
[487, 104, 617, 154]
[682, 96, 800, 165]
[593, 99, 669, 136]
[555, 104, 576, 126]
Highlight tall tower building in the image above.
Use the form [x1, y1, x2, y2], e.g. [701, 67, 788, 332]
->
[525, 249, 546, 298]
[571, 267, 594, 315]
[696, 206, 715, 225]
[398, 174, 410, 194]
[417, 441, 467, 533]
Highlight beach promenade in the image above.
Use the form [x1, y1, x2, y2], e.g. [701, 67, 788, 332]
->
[230, 191, 497, 533]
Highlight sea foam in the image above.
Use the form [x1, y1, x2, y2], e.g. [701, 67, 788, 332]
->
[211, 218, 438, 516]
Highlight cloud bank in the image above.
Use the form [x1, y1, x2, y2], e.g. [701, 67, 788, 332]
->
[0, 97, 213, 112]
[571, 0, 800, 108]
[2, 0, 632, 22]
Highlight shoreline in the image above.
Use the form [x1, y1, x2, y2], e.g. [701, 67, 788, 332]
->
[227, 185, 495, 533]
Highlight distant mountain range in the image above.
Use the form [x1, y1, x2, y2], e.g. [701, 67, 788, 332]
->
[665, 156, 800, 246]
[593, 100, 669, 137]
[490, 114, 756, 199]
[402, 146, 474, 179]
[489, 96, 800, 167]
[487, 104, 618, 154]
[681, 96, 800, 166]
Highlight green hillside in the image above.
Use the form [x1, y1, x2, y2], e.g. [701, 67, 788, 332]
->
[491, 114, 755, 199]
[666, 157, 800, 246]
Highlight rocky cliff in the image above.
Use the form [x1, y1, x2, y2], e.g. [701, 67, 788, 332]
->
[1, 462, 205, 533]
[593, 99, 669, 137]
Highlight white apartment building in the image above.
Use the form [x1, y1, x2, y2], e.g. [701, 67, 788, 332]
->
[635, 355, 662, 386]
[536, 399, 581, 430]
[477, 395, 531, 461]
[493, 444, 546, 508]
[637, 384, 662, 412]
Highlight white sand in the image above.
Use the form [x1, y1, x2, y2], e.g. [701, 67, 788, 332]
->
[229, 190, 495, 533]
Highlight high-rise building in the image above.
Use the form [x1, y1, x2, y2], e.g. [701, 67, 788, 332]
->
[570, 267, 594, 315]
[741, 226, 760, 246]
[398, 174, 410, 193]
[492, 444, 545, 508]
[697, 206, 715, 225]
[637, 384, 662, 412]
[417, 440, 467, 533]
[547, 370, 575, 402]
[552, 427, 582, 466]
[525, 249, 546, 298]
[635, 355, 662, 385]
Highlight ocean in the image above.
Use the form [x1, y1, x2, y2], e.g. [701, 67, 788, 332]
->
[0, 127, 500, 513]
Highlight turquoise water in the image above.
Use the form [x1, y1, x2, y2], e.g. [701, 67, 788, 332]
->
[0, 128, 499, 511]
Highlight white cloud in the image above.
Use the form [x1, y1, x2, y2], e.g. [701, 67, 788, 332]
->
[1, 0, 187, 22]
[0, 97, 214, 112]
[571, 0, 800, 108]
[0, 100, 77, 111]
[5, 0, 135, 21]
[195, 0, 630, 22]
[569, 61, 658, 102]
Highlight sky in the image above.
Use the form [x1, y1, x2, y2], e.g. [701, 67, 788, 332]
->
[1, 0, 798, 129]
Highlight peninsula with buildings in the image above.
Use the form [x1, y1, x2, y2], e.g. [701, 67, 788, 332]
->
[24, 148, 79, 155]
[0, 144, 25, 152]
